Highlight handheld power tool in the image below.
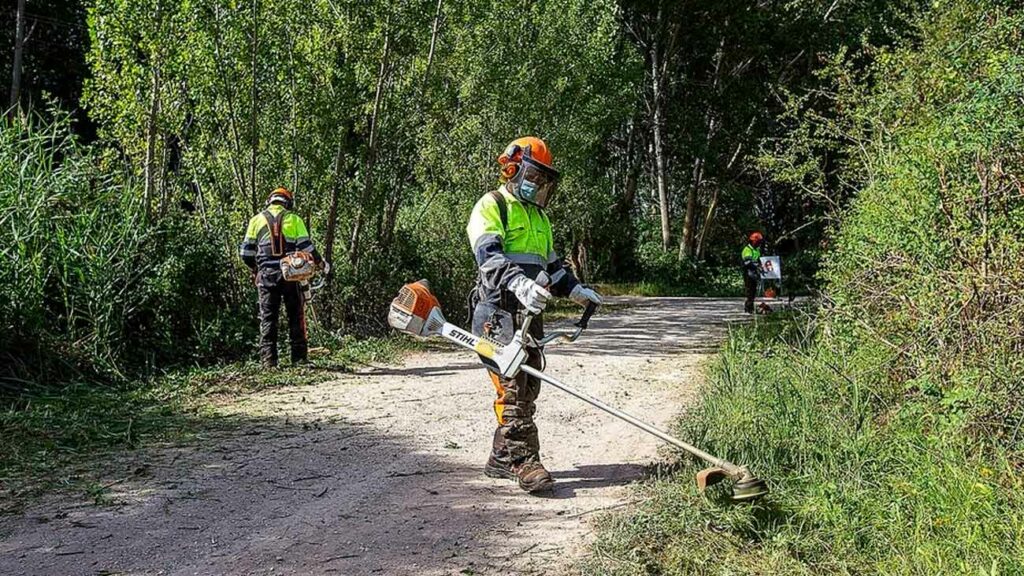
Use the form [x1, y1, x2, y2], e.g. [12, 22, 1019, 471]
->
[386, 280, 769, 501]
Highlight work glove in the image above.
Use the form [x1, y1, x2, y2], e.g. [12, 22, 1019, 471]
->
[320, 260, 332, 276]
[569, 284, 603, 307]
[508, 274, 551, 315]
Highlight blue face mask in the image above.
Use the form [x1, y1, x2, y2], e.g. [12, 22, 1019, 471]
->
[510, 156, 559, 208]
[519, 180, 539, 203]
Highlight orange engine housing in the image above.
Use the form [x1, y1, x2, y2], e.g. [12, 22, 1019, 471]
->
[395, 281, 442, 320]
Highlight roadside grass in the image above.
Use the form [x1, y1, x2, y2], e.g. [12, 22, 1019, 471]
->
[582, 312, 1024, 575]
[0, 335, 414, 513]
[596, 278, 743, 298]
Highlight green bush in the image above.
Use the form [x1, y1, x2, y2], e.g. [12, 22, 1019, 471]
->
[0, 111, 251, 390]
[633, 239, 744, 296]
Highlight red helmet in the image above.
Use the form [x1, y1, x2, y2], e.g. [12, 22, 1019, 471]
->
[749, 232, 764, 246]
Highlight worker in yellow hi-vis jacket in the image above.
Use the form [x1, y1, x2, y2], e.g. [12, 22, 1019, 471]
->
[742, 232, 764, 314]
[239, 187, 329, 368]
[466, 137, 602, 493]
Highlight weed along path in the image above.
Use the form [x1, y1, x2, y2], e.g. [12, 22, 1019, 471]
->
[1, 297, 747, 576]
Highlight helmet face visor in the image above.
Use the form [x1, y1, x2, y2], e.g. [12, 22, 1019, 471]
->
[513, 156, 559, 208]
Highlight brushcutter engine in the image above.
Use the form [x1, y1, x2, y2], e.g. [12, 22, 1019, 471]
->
[281, 252, 317, 282]
[388, 280, 527, 379]
[386, 280, 769, 502]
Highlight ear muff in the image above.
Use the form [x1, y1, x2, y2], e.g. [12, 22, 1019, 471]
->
[498, 143, 523, 182]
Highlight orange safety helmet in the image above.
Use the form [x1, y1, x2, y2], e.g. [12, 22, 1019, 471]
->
[267, 186, 294, 209]
[749, 232, 764, 246]
[498, 136, 553, 180]
[496, 137, 560, 208]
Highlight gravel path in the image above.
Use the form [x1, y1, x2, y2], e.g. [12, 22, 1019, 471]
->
[0, 297, 747, 576]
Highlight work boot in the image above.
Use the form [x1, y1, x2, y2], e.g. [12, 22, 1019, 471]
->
[484, 457, 554, 492]
[484, 455, 517, 481]
[513, 461, 554, 493]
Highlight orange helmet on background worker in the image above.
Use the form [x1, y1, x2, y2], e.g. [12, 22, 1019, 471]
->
[749, 231, 764, 247]
[497, 136, 559, 209]
[267, 187, 294, 209]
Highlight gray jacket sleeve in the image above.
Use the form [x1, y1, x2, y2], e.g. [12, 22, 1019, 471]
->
[546, 252, 579, 297]
[474, 235, 526, 291]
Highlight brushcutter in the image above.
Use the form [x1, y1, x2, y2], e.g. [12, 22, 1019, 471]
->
[387, 279, 769, 502]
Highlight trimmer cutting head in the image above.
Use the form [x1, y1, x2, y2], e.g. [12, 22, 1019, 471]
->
[730, 473, 769, 501]
[388, 280, 446, 338]
[696, 466, 769, 502]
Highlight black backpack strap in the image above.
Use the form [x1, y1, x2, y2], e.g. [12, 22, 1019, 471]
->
[488, 189, 508, 234]
[262, 209, 286, 257]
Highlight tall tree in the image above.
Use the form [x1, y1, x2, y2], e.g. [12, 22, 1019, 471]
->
[9, 0, 27, 110]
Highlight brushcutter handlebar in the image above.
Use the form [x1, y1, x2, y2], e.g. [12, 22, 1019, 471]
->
[576, 301, 599, 330]
[529, 301, 601, 347]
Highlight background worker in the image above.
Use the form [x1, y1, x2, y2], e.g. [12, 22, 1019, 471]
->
[466, 136, 603, 493]
[742, 232, 764, 314]
[239, 187, 330, 368]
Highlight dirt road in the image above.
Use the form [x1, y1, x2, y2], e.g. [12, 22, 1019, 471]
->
[0, 297, 746, 576]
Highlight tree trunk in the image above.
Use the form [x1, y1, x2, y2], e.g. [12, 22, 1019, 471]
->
[618, 115, 641, 216]
[348, 25, 392, 270]
[9, 0, 26, 110]
[694, 186, 718, 260]
[380, 179, 405, 252]
[321, 126, 352, 329]
[249, 0, 260, 213]
[287, 18, 299, 193]
[377, 1, 443, 255]
[696, 119, 751, 261]
[679, 154, 703, 260]
[143, 68, 161, 222]
[210, 6, 249, 203]
[650, 18, 670, 251]
[424, 0, 443, 91]
[679, 34, 726, 260]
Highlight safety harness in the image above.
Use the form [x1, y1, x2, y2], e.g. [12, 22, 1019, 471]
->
[488, 189, 509, 233]
[262, 209, 287, 257]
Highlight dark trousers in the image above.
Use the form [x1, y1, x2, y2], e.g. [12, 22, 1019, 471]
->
[258, 279, 307, 367]
[744, 274, 758, 314]
[486, 314, 545, 466]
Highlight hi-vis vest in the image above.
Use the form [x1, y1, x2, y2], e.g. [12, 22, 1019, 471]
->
[466, 187, 557, 269]
[239, 205, 315, 269]
[742, 244, 761, 264]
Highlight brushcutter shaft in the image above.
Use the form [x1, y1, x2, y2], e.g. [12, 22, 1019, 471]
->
[520, 365, 744, 477]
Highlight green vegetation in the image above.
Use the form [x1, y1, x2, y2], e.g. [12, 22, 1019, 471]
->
[5, 0, 873, 497]
[585, 1, 1024, 573]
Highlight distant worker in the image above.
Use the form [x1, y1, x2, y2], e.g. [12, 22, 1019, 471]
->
[742, 232, 764, 314]
[239, 187, 330, 368]
[466, 137, 603, 493]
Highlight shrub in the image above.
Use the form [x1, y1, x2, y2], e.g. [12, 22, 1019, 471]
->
[0, 111, 251, 391]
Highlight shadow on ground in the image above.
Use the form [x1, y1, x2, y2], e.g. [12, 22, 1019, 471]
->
[0, 296, 747, 576]
[0, 406, 665, 575]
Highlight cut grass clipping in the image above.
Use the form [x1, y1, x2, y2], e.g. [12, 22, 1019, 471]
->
[0, 336, 412, 512]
